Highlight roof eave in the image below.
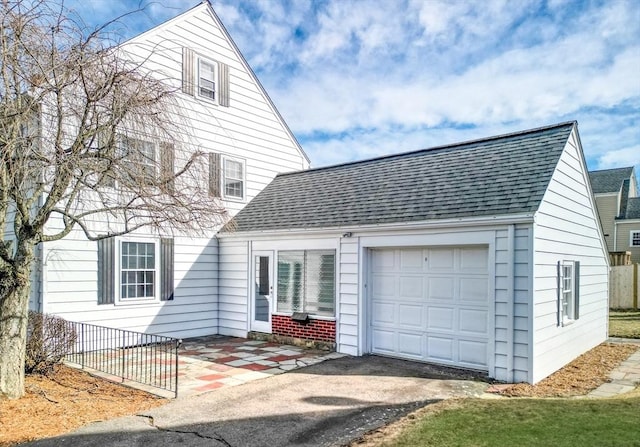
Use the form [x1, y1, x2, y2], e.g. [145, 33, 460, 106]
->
[217, 213, 536, 238]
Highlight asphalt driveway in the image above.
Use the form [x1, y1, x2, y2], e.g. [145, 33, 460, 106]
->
[25, 355, 490, 447]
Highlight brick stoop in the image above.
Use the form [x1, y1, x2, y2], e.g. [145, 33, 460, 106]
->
[248, 331, 336, 352]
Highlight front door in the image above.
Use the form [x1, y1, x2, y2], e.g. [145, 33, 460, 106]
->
[251, 251, 273, 333]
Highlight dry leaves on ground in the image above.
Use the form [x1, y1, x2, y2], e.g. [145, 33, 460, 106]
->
[0, 365, 165, 447]
[500, 343, 638, 397]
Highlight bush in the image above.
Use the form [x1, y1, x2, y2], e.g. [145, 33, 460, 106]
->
[26, 311, 77, 374]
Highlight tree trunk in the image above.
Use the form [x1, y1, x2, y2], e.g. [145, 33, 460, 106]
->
[0, 256, 34, 399]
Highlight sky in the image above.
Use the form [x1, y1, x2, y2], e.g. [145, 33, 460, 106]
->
[67, 0, 639, 173]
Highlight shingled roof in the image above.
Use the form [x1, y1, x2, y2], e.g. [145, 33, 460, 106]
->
[226, 122, 577, 233]
[588, 167, 634, 194]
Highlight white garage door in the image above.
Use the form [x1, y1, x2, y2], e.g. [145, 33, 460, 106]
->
[369, 246, 489, 370]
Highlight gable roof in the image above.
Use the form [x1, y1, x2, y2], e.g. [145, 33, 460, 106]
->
[588, 167, 634, 194]
[621, 197, 640, 220]
[226, 122, 576, 233]
[124, 1, 309, 165]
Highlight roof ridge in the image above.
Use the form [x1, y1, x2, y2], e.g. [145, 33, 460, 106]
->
[278, 121, 576, 177]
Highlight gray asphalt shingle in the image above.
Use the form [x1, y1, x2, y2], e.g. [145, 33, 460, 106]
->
[227, 122, 576, 233]
[588, 167, 634, 194]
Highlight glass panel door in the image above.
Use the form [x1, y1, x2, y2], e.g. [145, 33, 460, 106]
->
[251, 251, 273, 333]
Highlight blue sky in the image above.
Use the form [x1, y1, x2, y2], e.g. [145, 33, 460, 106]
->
[70, 0, 639, 173]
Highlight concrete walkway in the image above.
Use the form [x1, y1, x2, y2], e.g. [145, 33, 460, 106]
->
[587, 338, 640, 398]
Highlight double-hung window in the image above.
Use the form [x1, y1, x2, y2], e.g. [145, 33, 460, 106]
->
[120, 241, 156, 300]
[121, 136, 156, 180]
[223, 157, 244, 200]
[558, 260, 580, 324]
[198, 58, 216, 101]
[277, 250, 336, 317]
[631, 231, 640, 247]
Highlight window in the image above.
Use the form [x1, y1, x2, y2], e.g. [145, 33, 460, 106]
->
[120, 241, 156, 300]
[98, 238, 174, 304]
[277, 250, 335, 317]
[558, 260, 580, 323]
[198, 58, 216, 101]
[121, 136, 156, 180]
[223, 157, 245, 200]
[631, 231, 640, 247]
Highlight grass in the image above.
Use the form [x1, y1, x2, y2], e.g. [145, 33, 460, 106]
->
[609, 310, 640, 339]
[384, 393, 640, 447]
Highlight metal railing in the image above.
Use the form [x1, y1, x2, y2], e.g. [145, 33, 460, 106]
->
[63, 321, 181, 398]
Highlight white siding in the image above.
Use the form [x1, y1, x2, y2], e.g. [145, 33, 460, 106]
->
[217, 239, 249, 337]
[41, 223, 218, 338]
[338, 237, 360, 355]
[36, 4, 307, 338]
[532, 129, 609, 383]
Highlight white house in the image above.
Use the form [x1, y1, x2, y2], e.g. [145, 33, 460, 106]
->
[217, 122, 610, 384]
[29, 2, 308, 338]
[28, 3, 609, 385]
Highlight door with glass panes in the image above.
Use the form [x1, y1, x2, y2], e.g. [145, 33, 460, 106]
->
[251, 251, 273, 333]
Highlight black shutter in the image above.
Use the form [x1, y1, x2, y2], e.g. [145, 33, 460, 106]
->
[208, 152, 221, 197]
[161, 238, 174, 301]
[219, 62, 230, 107]
[160, 142, 175, 192]
[574, 261, 580, 320]
[182, 48, 195, 96]
[97, 238, 115, 304]
[556, 261, 561, 327]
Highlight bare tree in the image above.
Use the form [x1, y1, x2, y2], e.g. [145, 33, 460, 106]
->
[0, 0, 227, 398]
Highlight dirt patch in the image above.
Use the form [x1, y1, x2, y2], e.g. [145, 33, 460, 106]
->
[0, 365, 165, 446]
[500, 343, 638, 397]
[351, 343, 640, 446]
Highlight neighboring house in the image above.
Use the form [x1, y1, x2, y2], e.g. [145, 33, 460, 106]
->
[29, 2, 309, 337]
[588, 167, 640, 263]
[218, 121, 609, 384]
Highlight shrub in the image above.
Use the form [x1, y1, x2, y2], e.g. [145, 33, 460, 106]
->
[25, 311, 77, 374]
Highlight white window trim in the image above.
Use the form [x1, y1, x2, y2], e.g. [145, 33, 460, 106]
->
[275, 249, 337, 318]
[561, 260, 576, 323]
[196, 55, 218, 104]
[115, 237, 160, 305]
[630, 230, 640, 247]
[221, 155, 246, 202]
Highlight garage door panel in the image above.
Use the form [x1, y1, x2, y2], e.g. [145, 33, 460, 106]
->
[459, 309, 488, 334]
[371, 329, 395, 352]
[400, 249, 423, 271]
[459, 340, 488, 367]
[460, 247, 489, 272]
[398, 304, 424, 327]
[397, 332, 423, 357]
[370, 246, 489, 371]
[372, 302, 394, 324]
[399, 275, 424, 299]
[427, 306, 454, 331]
[372, 274, 396, 297]
[426, 336, 454, 362]
[427, 248, 455, 270]
[428, 277, 455, 300]
[459, 277, 489, 302]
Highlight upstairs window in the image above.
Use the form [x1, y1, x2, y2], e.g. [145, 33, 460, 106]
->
[631, 231, 640, 247]
[223, 157, 244, 200]
[198, 58, 216, 101]
[121, 136, 156, 180]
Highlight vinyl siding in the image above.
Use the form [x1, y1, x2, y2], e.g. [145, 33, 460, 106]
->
[614, 221, 640, 263]
[593, 194, 619, 252]
[338, 237, 360, 355]
[217, 239, 249, 337]
[41, 221, 218, 338]
[532, 128, 609, 383]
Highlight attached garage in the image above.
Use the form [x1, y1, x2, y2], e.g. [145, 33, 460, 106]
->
[218, 121, 610, 384]
[369, 246, 489, 370]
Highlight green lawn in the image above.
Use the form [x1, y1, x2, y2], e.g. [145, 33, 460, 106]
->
[609, 310, 640, 339]
[384, 395, 640, 447]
